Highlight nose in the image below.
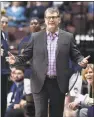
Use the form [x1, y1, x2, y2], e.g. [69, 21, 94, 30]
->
[32, 24, 36, 27]
[50, 18, 54, 21]
[3, 23, 7, 27]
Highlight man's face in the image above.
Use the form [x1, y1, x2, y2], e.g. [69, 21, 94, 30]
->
[1, 16, 8, 31]
[30, 19, 40, 32]
[15, 69, 24, 82]
[45, 12, 61, 33]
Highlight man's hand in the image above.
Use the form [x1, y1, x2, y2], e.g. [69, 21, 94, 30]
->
[6, 52, 16, 64]
[14, 104, 21, 109]
[1, 48, 4, 56]
[20, 99, 26, 108]
[68, 102, 79, 110]
[78, 55, 90, 67]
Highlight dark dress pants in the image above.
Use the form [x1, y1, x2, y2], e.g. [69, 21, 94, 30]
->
[1, 74, 8, 117]
[33, 77, 65, 117]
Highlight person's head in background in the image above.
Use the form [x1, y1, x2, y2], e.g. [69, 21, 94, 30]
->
[11, 1, 23, 7]
[1, 15, 8, 32]
[44, 7, 61, 33]
[14, 66, 25, 83]
[82, 64, 94, 87]
[29, 17, 41, 33]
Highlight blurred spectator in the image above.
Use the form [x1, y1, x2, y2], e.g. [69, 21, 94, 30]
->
[1, 9, 7, 16]
[5, 66, 25, 117]
[65, 22, 76, 34]
[6, 1, 27, 27]
[29, 2, 49, 19]
[63, 60, 82, 117]
[88, 2, 94, 14]
[1, 15, 10, 117]
[58, 2, 72, 13]
[52, 1, 64, 8]
[1, 1, 11, 9]
[58, 2, 72, 30]
[68, 64, 94, 117]
[18, 17, 41, 57]
[87, 2, 94, 35]
[24, 78, 35, 117]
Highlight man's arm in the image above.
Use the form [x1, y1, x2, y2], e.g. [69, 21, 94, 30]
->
[70, 34, 90, 67]
[7, 35, 34, 65]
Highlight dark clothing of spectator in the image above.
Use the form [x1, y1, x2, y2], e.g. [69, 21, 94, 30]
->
[88, 105, 94, 117]
[59, 2, 72, 13]
[1, 31, 10, 74]
[88, 2, 94, 13]
[1, 31, 10, 117]
[5, 81, 24, 117]
[29, 6, 47, 19]
[6, 82, 24, 111]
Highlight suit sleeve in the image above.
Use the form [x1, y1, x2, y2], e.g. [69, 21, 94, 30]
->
[70, 34, 84, 63]
[16, 35, 34, 65]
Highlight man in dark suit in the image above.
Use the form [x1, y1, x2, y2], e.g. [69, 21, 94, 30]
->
[1, 15, 10, 117]
[7, 7, 90, 117]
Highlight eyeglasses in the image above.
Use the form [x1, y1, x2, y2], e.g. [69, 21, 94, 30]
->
[45, 16, 59, 20]
[1, 21, 8, 24]
[30, 22, 39, 25]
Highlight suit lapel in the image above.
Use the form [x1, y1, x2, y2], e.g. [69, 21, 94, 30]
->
[41, 30, 48, 59]
[56, 29, 64, 57]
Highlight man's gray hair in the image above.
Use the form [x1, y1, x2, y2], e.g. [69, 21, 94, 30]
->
[44, 7, 60, 17]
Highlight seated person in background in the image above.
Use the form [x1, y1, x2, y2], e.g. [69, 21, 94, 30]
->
[24, 78, 35, 117]
[6, 1, 27, 27]
[68, 64, 94, 117]
[5, 66, 26, 117]
[63, 60, 82, 117]
[29, 2, 48, 19]
[88, 2, 94, 14]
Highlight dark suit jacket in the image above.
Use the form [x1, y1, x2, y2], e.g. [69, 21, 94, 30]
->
[16, 29, 84, 94]
[1, 31, 10, 74]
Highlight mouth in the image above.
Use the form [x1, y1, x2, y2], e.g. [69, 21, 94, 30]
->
[49, 23, 55, 25]
[87, 78, 92, 80]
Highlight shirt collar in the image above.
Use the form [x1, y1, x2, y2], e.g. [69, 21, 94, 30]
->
[46, 29, 59, 37]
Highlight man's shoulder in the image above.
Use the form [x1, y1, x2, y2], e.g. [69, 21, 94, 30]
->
[32, 30, 45, 37]
[60, 29, 73, 37]
[22, 34, 31, 42]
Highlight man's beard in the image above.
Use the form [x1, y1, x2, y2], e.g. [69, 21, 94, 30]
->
[15, 77, 24, 82]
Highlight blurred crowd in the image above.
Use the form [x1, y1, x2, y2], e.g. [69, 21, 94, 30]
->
[1, 1, 94, 33]
[1, 1, 94, 55]
[1, 1, 94, 117]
